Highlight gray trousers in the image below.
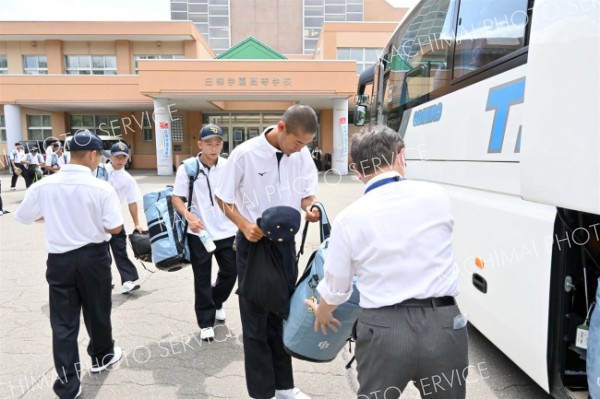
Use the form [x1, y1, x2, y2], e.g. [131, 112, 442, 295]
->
[356, 304, 468, 399]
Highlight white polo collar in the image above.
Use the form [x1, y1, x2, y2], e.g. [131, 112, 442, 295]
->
[260, 126, 284, 157]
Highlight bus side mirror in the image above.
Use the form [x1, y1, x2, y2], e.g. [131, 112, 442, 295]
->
[354, 105, 367, 126]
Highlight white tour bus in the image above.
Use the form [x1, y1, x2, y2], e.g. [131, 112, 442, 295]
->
[354, 0, 599, 397]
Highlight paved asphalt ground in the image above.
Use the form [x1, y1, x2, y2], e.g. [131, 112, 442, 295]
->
[0, 170, 551, 398]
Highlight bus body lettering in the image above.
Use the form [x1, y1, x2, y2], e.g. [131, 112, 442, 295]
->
[486, 78, 526, 153]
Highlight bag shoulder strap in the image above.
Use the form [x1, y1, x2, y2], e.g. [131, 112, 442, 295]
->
[296, 202, 331, 265]
[179, 157, 200, 239]
[96, 164, 109, 181]
[181, 157, 200, 209]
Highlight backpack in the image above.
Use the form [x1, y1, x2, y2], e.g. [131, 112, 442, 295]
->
[283, 203, 361, 363]
[51, 153, 68, 168]
[96, 164, 109, 181]
[26, 153, 42, 164]
[6, 153, 14, 174]
[143, 157, 200, 272]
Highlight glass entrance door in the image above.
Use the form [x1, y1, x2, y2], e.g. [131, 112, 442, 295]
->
[206, 113, 288, 151]
[232, 126, 246, 149]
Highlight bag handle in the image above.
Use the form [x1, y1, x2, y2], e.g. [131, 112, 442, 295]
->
[296, 202, 331, 263]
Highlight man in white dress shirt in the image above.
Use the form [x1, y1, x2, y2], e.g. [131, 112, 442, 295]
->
[103, 142, 144, 294]
[15, 130, 124, 399]
[307, 125, 468, 399]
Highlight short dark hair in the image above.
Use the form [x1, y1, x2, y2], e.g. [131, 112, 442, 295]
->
[282, 105, 318, 136]
[350, 125, 405, 176]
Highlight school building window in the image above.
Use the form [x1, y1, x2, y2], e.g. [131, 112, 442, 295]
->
[27, 115, 52, 140]
[133, 55, 184, 74]
[170, 0, 231, 55]
[304, 0, 364, 54]
[23, 55, 48, 75]
[143, 118, 153, 141]
[65, 55, 117, 75]
[69, 114, 121, 136]
[337, 47, 382, 74]
[171, 114, 184, 142]
[0, 55, 7, 74]
[0, 115, 6, 142]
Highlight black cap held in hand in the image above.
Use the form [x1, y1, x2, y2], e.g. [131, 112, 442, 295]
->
[258, 206, 301, 243]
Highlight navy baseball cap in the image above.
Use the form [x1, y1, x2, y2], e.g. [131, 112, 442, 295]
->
[52, 142, 60, 148]
[31, 146, 39, 152]
[15, 142, 22, 146]
[107, 142, 129, 158]
[199, 124, 224, 141]
[258, 206, 301, 243]
[70, 129, 103, 151]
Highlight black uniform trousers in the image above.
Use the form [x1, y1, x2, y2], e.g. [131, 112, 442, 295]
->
[10, 163, 26, 188]
[236, 231, 297, 399]
[188, 234, 237, 328]
[109, 226, 139, 284]
[46, 242, 116, 399]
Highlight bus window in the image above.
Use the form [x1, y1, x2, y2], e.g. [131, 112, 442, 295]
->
[382, 0, 457, 120]
[453, 0, 529, 79]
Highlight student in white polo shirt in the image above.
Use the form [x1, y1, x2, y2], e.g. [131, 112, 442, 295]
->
[14, 130, 124, 399]
[103, 142, 144, 294]
[47, 142, 70, 174]
[9, 142, 26, 190]
[308, 126, 469, 399]
[21, 146, 45, 187]
[172, 124, 238, 342]
[215, 104, 321, 399]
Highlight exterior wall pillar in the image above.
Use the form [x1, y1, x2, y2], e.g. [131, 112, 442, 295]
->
[153, 98, 174, 175]
[46, 40, 64, 74]
[116, 40, 131, 74]
[332, 98, 349, 175]
[4, 104, 23, 146]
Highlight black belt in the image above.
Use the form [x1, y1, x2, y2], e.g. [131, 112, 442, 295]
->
[395, 296, 455, 308]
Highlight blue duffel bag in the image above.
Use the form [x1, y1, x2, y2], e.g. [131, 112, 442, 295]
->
[283, 203, 360, 362]
[143, 185, 190, 272]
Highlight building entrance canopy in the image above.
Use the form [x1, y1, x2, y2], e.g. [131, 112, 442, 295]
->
[138, 59, 357, 113]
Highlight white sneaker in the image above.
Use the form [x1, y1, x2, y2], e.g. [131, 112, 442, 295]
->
[10, 187, 15, 191]
[200, 327, 215, 341]
[275, 388, 311, 399]
[0, 211, 3, 216]
[74, 383, 82, 398]
[90, 346, 122, 373]
[215, 307, 226, 321]
[121, 281, 140, 294]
